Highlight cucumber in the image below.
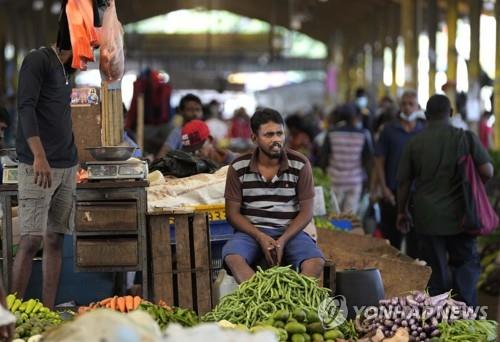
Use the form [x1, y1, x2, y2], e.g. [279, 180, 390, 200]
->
[291, 333, 306, 342]
[293, 308, 307, 322]
[306, 309, 320, 323]
[285, 322, 307, 334]
[324, 329, 344, 340]
[273, 320, 285, 329]
[273, 309, 290, 322]
[307, 322, 325, 334]
[311, 333, 325, 342]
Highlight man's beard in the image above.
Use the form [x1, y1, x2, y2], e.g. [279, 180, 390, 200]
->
[260, 143, 282, 159]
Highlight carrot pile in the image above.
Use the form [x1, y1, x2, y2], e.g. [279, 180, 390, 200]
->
[78, 295, 142, 314]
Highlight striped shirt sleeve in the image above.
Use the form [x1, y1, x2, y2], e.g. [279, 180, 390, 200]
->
[297, 159, 315, 201]
[224, 164, 242, 202]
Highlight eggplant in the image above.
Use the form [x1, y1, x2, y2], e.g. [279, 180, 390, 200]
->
[413, 292, 426, 303]
[429, 291, 450, 306]
[409, 318, 416, 325]
[406, 295, 419, 306]
[417, 327, 423, 333]
[430, 329, 441, 337]
[419, 332, 427, 339]
[411, 324, 418, 331]
[401, 320, 408, 327]
[391, 325, 398, 332]
[399, 296, 407, 307]
[412, 331, 418, 337]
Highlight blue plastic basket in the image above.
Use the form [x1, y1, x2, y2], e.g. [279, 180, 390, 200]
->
[331, 219, 353, 231]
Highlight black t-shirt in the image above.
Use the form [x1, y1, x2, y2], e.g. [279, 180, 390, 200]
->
[398, 123, 491, 235]
[16, 47, 78, 168]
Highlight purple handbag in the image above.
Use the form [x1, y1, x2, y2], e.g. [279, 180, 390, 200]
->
[459, 132, 499, 235]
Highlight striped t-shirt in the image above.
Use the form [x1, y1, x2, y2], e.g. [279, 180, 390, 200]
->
[325, 126, 372, 186]
[224, 147, 315, 230]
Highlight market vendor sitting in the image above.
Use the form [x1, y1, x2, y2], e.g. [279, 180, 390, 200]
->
[181, 119, 236, 165]
[222, 108, 325, 283]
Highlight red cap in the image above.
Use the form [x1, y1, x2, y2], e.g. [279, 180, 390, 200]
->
[181, 119, 210, 151]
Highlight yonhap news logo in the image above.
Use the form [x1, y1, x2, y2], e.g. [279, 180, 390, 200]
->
[318, 295, 348, 329]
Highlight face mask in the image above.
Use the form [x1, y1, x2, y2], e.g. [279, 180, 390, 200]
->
[356, 96, 368, 109]
[354, 121, 363, 129]
[400, 111, 421, 122]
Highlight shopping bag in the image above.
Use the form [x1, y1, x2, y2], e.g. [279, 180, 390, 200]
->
[99, 0, 124, 82]
[459, 131, 499, 235]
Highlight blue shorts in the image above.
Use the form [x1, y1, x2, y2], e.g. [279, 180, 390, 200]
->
[222, 227, 324, 271]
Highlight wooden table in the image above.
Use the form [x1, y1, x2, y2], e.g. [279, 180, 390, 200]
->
[0, 180, 149, 299]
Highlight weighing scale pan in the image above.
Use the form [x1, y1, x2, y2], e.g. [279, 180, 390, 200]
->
[86, 146, 136, 161]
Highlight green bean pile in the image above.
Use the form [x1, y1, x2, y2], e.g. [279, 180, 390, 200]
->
[438, 320, 498, 341]
[203, 266, 331, 327]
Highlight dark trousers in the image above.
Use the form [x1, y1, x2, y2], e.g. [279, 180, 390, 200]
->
[379, 200, 420, 258]
[419, 233, 480, 306]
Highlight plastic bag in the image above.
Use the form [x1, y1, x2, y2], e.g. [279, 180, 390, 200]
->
[99, 0, 124, 83]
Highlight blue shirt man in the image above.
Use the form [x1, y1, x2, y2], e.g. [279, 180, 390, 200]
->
[374, 90, 424, 252]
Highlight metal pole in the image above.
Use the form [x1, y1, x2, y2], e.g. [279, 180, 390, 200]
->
[446, 0, 458, 112]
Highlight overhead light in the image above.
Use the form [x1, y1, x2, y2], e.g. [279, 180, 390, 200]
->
[32, 0, 44, 11]
[51, 1, 62, 15]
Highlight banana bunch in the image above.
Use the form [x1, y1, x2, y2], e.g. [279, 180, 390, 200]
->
[6, 294, 62, 340]
[478, 250, 500, 295]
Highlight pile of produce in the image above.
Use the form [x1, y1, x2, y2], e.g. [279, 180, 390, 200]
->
[247, 307, 345, 342]
[77, 295, 143, 314]
[477, 231, 500, 295]
[355, 290, 482, 341]
[438, 319, 497, 341]
[6, 295, 62, 340]
[313, 217, 336, 231]
[140, 301, 199, 329]
[203, 266, 331, 327]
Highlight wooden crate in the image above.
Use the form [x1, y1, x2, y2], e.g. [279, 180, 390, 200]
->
[76, 238, 138, 267]
[75, 201, 138, 232]
[148, 212, 212, 315]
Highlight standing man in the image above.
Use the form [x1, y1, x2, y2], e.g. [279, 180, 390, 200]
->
[13, 10, 79, 309]
[319, 104, 373, 214]
[397, 94, 493, 306]
[157, 93, 203, 158]
[373, 90, 424, 254]
[222, 108, 324, 283]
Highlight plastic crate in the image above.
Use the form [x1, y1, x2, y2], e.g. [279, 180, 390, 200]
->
[331, 219, 353, 231]
[194, 204, 226, 221]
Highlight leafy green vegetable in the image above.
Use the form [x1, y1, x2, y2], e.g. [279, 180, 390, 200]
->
[438, 319, 498, 341]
